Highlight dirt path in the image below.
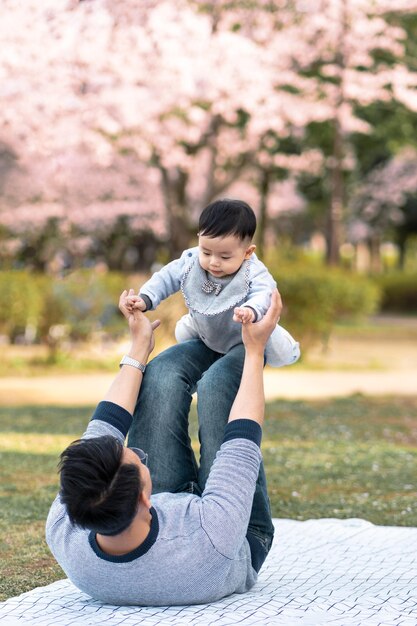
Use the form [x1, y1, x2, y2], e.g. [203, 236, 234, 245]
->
[0, 368, 416, 406]
[1, 320, 416, 405]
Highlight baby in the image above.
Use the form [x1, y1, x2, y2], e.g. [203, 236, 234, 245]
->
[128, 198, 300, 367]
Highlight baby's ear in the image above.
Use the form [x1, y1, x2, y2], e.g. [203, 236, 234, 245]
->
[244, 244, 256, 259]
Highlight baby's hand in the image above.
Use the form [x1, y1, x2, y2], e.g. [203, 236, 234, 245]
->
[233, 306, 255, 324]
[126, 295, 147, 312]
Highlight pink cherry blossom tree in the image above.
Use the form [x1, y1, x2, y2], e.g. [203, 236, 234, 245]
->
[190, 1, 417, 262]
[1, 0, 417, 268]
[265, 0, 417, 264]
[349, 148, 417, 269]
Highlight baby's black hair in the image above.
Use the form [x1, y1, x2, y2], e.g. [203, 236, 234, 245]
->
[198, 199, 256, 241]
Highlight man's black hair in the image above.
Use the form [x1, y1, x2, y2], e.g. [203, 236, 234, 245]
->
[58, 435, 142, 536]
[198, 199, 256, 241]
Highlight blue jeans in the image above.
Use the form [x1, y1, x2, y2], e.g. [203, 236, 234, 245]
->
[128, 339, 274, 561]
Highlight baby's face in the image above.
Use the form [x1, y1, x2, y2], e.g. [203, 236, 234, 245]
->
[198, 233, 255, 278]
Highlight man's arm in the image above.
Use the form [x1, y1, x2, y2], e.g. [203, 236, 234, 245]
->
[101, 289, 160, 415]
[229, 289, 282, 428]
[199, 291, 282, 558]
[74, 290, 160, 445]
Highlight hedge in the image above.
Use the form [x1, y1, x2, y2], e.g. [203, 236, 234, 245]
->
[0, 267, 382, 354]
[0, 270, 126, 348]
[375, 273, 417, 314]
[0, 271, 45, 342]
[274, 264, 381, 350]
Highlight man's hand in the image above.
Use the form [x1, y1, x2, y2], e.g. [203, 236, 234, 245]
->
[233, 306, 255, 324]
[119, 289, 160, 360]
[241, 290, 282, 355]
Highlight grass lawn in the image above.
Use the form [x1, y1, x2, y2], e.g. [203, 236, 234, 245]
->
[0, 395, 416, 601]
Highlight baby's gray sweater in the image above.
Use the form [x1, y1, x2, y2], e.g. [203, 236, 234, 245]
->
[46, 401, 262, 606]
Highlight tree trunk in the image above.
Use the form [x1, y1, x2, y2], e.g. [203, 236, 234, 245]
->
[396, 231, 407, 270]
[326, 0, 348, 266]
[369, 233, 382, 274]
[257, 169, 270, 260]
[326, 120, 344, 266]
[159, 165, 192, 259]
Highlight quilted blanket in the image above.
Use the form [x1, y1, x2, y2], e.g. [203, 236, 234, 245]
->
[1, 518, 416, 625]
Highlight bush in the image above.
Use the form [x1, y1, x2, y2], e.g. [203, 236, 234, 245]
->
[0, 270, 127, 352]
[375, 273, 417, 314]
[0, 266, 382, 357]
[0, 271, 44, 342]
[273, 264, 381, 350]
[37, 270, 127, 348]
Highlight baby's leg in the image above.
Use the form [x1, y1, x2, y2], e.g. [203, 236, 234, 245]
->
[175, 313, 200, 343]
[265, 324, 300, 367]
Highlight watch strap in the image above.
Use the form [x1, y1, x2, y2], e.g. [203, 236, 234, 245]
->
[119, 355, 146, 374]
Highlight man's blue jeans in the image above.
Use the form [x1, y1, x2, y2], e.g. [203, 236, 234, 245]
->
[128, 339, 275, 562]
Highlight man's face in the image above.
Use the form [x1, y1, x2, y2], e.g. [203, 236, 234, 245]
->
[198, 233, 255, 278]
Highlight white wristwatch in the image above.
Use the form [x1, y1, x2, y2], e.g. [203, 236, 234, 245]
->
[119, 355, 146, 374]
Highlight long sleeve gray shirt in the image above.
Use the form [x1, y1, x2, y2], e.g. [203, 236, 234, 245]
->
[46, 401, 263, 606]
[140, 247, 276, 354]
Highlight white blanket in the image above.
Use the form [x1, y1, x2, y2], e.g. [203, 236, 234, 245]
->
[1, 518, 416, 625]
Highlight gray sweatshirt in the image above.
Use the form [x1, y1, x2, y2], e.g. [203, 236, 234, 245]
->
[46, 401, 262, 606]
[140, 247, 276, 354]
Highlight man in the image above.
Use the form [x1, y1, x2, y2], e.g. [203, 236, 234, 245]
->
[46, 288, 281, 606]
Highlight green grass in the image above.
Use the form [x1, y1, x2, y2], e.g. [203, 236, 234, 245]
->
[262, 396, 417, 523]
[0, 396, 416, 601]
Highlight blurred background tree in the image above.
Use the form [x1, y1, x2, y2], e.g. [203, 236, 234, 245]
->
[0, 0, 416, 354]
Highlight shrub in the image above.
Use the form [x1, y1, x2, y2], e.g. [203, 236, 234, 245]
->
[37, 270, 127, 348]
[273, 264, 381, 350]
[0, 271, 44, 342]
[0, 265, 382, 358]
[0, 269, 128, 351]
[375, 273, 417, 314]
